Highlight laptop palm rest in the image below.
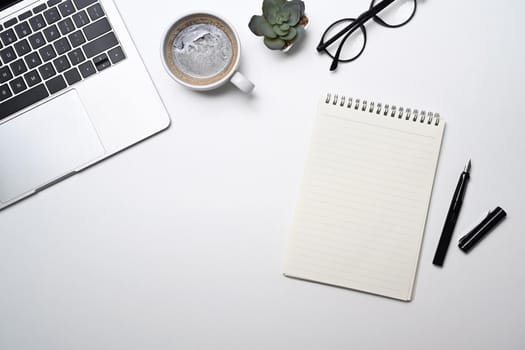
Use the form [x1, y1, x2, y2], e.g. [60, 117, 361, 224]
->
[0, 90, 105, 204]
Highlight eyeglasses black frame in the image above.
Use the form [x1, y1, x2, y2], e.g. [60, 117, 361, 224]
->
[317, 0, 418, 71]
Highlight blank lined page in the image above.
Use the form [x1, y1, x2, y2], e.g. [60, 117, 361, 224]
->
[284, 96, 445, 301]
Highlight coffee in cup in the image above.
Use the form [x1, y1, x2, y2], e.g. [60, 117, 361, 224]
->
[161, 13, 254, 93]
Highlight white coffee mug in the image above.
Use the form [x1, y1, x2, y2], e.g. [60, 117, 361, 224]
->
[161, 12, 255, 93]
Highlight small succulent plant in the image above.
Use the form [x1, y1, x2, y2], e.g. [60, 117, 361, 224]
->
[249, 0, 308, 51]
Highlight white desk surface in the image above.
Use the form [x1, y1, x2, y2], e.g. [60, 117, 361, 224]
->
[1, 0, 524, 349]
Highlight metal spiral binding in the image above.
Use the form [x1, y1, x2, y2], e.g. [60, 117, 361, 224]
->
[325, 93, 440, 126]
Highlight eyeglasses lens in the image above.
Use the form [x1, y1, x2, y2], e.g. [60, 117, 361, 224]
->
[322, 19, 367, 63]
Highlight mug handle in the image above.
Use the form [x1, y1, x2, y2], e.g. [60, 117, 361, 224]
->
[230, 72, 255, 94]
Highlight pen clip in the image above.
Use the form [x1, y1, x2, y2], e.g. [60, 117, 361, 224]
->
[457, 210, 492, 246]
[458, 207, 507, 253]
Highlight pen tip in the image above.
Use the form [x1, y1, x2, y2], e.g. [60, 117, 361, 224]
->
[465, 159, 472, 173]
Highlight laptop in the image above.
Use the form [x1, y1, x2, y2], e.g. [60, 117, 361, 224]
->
[0, 0, 171, 210]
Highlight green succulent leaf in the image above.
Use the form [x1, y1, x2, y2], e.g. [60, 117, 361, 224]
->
[249, 15, 277, 38]
[263, 0, 286, 14]
[283, 1, 304, 26]
[294, 25, 306, 43]
[264, 37, 286, 50]
[280, 11, 290, 24]
[280, 27, 297, 41]
[273, 25, 289, 37]
[252, 0, 307, 50]
[264, 8, 276, 24]
[263, 0, 286, 25]
[293, 0, 306, 15]
[271, 11, 287, 25]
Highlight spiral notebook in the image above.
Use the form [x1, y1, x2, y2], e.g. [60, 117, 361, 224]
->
[283, 93, 445, 301]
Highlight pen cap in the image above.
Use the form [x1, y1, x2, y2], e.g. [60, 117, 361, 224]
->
[458, 207, 507, 253]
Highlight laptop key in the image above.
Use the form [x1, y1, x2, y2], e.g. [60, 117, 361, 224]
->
[43, 7, 62, 25]
[28, 32, 46, 49]
[108, 46, 125, 64]
[83, 32, 118, 58]
[53, 55, 71, 73]
[18, 11, 33, 21]
[0, 84, 49, 120]
[24, 70, 42, 87]
[68, 48, 86, 65]
[47, 0, 61, 6]
[72, 11, 90, 28]
[78, 60, 95, 78]
[10, 59, 28, 76]
[64, 67, 81, 85]
[43, 25, 60, 42]
[46, 75, 67, 94]
[0, 29, 17, 46]
[10, 77, 27, 94]
[4, 18, 18, 28]
[68, 30, 86, 47]
[0, 84, 12, 102]
[0, 46, 17, 64]
[73, 0, 97, 10]
[0, 66, 13, 83]
[93, 53, 110, 71]
[58, 1, 76, 17]
[92, 51, 106, 64]
[87, 3, 105, 21]
[29, 14, 47, 31]
[58, 18, 75, 35]
[25, 52, 42, 69]
[14, 39, 31, 56]
[54, 37, 71, 55]
[95, 59, 111, 72]
[39, 63, 56, 80]
[84, 17, 111, 41]
[33, 4, 48, 13]
[39, 44, 57, 62]
[14, 21, 32, 38]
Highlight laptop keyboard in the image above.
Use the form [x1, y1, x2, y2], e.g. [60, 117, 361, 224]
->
[0, 0, 126, 121]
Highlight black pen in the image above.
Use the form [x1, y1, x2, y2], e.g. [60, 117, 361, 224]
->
[432, 160, 471, 267]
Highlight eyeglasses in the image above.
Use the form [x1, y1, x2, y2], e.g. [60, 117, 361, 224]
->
[317, 0, 418, 71]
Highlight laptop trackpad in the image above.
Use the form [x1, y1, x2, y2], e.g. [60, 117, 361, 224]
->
[0, 90, 105, 203]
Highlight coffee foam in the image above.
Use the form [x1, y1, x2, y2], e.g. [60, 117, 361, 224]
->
[164, 15, 239, 87]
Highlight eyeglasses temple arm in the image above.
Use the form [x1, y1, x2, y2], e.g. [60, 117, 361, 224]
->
[329, 29, 355, 71]
[317, 0, 397, 51]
